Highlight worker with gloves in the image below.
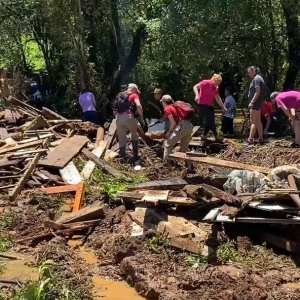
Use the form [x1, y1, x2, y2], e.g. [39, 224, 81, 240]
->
[114, 83, 145, 164]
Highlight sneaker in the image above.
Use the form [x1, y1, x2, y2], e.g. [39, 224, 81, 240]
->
[244, 138, 254, 145]
[291, 142, 300, 148]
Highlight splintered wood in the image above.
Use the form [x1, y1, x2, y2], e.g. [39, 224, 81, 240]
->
[39, 135, 89, 168]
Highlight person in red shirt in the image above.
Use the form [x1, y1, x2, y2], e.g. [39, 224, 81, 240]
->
[161, 95, 194, 171]
[114, 83, 144, 164]
[260, 100, 273, 137]
[193, 74, 227, 141]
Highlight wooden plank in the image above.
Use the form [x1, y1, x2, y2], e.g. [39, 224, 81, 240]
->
[56, 201, 108, 224]
[129, 208, 208, 239]
[287, 174, 300, 208]
[104, 149, 118, 161]
[200, 184, 242, 207]
[59, 162, 82, 185]
[9, 153, 41, 201]
[185, 152, 207, 157]
[0, 158, 20, 168]
[39, 183, 80, 194]
[20, 116, 49, 131]
[0, 128, 9, 139]
[190, 126, 200, 137]
[4, 109, 15, 123]
[96, 127, 105, 146]
[39, 135, 89, 168]
[81, 140, 108, 180]
[73, 182, 85, 212]
[0, 140, 43, 155]
[42, 107, 67, 120]
[7, 96, 41, 115]
[18, 133, 54, 144]
[169, 152, 271, 174]
[203, 208, 220, 221]
[82, 148, 127, 179]
[214, 215, 300, 224]
[104, 119, 117, 149]
[259, 231, 300, 253]
[141, 190, 169, 203]
[128, 177, 187, 191]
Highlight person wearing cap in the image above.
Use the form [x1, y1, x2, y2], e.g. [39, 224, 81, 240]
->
[78, 88, 99, 124]
[114, 83, 144, 162]
[161, 95, 194, 170]
[193, 74, 227, 142]
[270, 91, 300, 147]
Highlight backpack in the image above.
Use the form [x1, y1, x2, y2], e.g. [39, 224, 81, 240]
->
[173, 101, 195, 120]
[114, 92, 135, 113]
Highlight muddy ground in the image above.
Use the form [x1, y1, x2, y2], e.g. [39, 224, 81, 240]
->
[1, 141, 300, 299]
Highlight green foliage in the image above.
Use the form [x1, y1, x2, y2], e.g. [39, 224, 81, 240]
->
[184, 253, 208, 268]
[217, 241, 238, 262]
[147, 233, 170, 248]
[0, 234, 12, 253]
[0, 211, 18, 229]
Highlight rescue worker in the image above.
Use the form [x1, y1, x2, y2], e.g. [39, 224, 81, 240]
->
[78, 89, 98, 124]
[114, 83, 144, 163]
[161, 95, 194, 170]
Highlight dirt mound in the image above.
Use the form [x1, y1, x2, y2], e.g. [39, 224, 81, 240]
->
[120, 253, 300, 300]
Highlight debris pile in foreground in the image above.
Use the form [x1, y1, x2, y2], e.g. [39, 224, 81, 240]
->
[1, 96, 300, 298]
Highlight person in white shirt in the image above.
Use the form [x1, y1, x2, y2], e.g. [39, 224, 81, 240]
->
[221, 87, 236, 135]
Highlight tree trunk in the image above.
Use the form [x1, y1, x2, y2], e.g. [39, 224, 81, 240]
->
[281, 0, 300, 90]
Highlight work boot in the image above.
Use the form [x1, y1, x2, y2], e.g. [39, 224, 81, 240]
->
[132, 140, 140, 165]
[119, 146, 127, 163]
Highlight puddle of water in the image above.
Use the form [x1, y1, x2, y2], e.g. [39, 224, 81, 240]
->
[1, 255, 38, 281]
[282, 283, 300, 289]
[92, 276, 144, 300]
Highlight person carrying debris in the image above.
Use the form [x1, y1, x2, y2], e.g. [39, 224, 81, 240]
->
[161, 95, 194, 171]
[221, 87, 236, 136]
[270, 91, 300, 147]
[114, 83, 145, 164]
[193, 74, 227, 142]
[78, 89, 99, 124]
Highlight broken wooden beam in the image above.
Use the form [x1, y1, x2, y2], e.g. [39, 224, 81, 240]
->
[56, 201, 108, 224]
[287, 174, 300, 209]
[82, 148, 128, 180]
[128, 177, 187, 191]
[42, 107, 67, 120]
[39, 135, 89, 169]
[9, 152, 42, 201]
[169, 152, 271, 174]
[0, 140, 44, 155]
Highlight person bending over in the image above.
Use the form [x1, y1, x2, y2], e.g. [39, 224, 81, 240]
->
[161, 95, 194, 171]
[270, 91, 300, 148]
[193, 74, 227, 142]
[78, 89, 98, 124]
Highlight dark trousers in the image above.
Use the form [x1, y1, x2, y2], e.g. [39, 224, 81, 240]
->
[221, 116, 234, 134]
[82, 111, 99, 124]
[198, 104, 217, 135]
[261, 116, 276, 132]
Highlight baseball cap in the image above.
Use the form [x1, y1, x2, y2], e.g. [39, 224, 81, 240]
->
[270, 91, 280, 100]
[128, 83, 141, 93]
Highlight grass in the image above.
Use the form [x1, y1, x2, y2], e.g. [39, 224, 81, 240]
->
[11, 260, 84, 300]
[0, 211, 18, 229]
[0, 234, 12, 253]
[184, 253, 208, 267]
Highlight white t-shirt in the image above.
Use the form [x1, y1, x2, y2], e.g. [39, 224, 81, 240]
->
[223, 95, 236, 118]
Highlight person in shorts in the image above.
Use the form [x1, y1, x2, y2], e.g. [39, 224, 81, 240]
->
[246, 66, 267, 145]
[221, 87, 236, 136]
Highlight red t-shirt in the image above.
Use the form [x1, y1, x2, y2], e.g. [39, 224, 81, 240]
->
[198, 79, 219, 106]
[163, 104, 180, 124]
[261, 101, 273, 118]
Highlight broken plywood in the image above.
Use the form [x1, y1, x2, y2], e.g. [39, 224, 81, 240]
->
[141, 190, 169, 203]
[39, 135, 89, 168]
[129, 208, 208, 240]
[169, 152, 271, 174]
